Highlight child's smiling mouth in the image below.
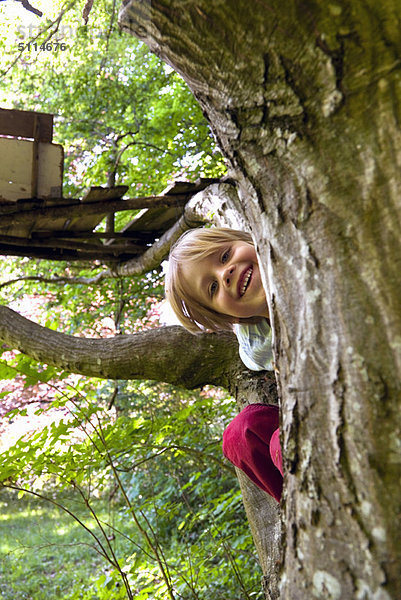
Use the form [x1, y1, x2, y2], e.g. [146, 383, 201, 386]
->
[238, 266, 253, 297]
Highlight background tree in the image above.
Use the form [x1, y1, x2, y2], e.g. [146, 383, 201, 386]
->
[0, 0, 225, 317]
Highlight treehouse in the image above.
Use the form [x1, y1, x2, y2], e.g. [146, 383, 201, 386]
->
[0, 108, 217, 264]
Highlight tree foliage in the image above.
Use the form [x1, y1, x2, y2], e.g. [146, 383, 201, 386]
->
[0, 0, 226, 199]
[0, 360, 263, 599]
[0, 0, 226, 321]
[0, 2, 261, 598]
[0, 0, 228, 342]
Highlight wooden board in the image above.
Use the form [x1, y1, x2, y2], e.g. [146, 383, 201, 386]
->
[122, 206, 182, 234]
[0, 108, 53, 142]
[66, 186, 128, 233]
[118, 179, 219, 237]
[0, 138, 63, 202]
[0, 177, 220, 264]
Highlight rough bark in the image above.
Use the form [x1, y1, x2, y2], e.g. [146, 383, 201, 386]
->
[119, 1, 401, 599]
[0, 305, 239, 389]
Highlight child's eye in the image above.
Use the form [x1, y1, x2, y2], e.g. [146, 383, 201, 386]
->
[210, 281, 218, 297]
[221, 248, 231, 263]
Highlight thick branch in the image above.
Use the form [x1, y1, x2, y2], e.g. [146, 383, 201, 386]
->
[0, 305, 241, 389]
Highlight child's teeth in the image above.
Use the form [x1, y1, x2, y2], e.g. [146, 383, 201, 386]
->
[241, 268, 252, 295]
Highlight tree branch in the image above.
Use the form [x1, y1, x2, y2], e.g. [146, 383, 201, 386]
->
[0, 182, 242, 288]
[113, 181, 246, 277]
[82, 0, 94, 25]
[16, 0, 43, 17]
[0, 305, 242, 389]
[1, 0, 76, 77]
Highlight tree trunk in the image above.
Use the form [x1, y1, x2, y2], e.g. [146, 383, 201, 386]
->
[120, 1, 401, 598]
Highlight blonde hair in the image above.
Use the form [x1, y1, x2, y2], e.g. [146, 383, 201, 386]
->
[165, 227, 254, 333]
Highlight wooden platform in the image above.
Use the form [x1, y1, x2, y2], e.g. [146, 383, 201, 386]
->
[0, 107, 217, 265]
[0, 179, 219, 263]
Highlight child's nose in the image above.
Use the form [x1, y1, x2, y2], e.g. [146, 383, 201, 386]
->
[223, 266, 235, 287]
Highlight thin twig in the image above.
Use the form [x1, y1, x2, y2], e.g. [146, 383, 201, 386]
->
[97, 0, 116, 73]
[96, 517, 157, 562]
[1, 0, 76, 78]
[113, 443, 235, 474]
[2, 484, 113, 563]
[16, 0, 43, 17]
[0, 273, 110, 290]
[95, 417, 177, 600]
[71, 480, 134, 600]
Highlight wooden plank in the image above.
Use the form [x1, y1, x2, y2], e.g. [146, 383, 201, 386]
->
[121, 206, 183, 233]
[62, 213, 106, 234]
[31, 115, 40, 197]
[161, 177, 220, 195]
[0, 138, 63, 202]
[0, 195, 188, 228]
[0, 233, 142, 254]
[0, 243, 134, 262]
[117, 179, 219, 238]
[32, 230, 158, 242]
[0, 108, 53, 142]
[0, 177, 220, 264]
[81, 186, 128, 203]
[67, 186, 129, 233]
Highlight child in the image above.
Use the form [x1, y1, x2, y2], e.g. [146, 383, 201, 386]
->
[165, 227, 283, 502]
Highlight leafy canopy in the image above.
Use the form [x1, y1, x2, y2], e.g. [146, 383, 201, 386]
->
[0, 0, 226, 332]
[0, 0, 226, 200]
[0, 4, 261, 599]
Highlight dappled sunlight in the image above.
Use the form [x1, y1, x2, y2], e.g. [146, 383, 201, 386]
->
[0, 350, 84, 453]
[0, 491, 108, 597]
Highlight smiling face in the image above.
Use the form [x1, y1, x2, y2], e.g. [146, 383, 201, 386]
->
[180, 240, 269, 320]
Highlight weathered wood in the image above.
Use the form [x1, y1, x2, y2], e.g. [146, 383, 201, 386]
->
[68, 185, 129, 233]
[31, 230, 160, 241]
[117, 178, 221, 236]
[0, 243, 134, 262]
[30, 115, 40, 198]
[81, 186, 129, 202]
[0, 138, 63, 203]
[0, 108, 53, 142]
[121, 206, 183, 235]
[0, 194, 188, 228]
[0, 178, 224, 265]
[0, 233, 143, 253]
[114, 182, 240, 277]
